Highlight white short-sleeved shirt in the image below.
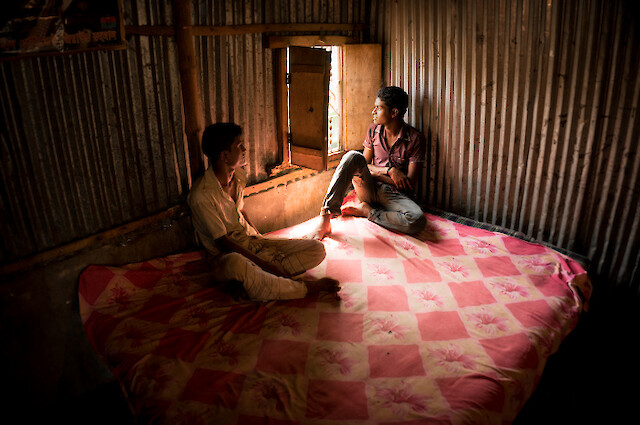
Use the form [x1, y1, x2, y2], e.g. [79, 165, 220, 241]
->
[187, 167, 258, 256]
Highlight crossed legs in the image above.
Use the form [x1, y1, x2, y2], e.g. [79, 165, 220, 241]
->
[309, 150, 426, 239]
[212, 238, 339, 301]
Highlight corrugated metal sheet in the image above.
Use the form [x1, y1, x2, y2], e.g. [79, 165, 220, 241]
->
[5, 0, 636, 295]
[0, 2, 188, 263]
[192, 0, 369, 183]
[0, 0, 371, 263]
[195, 30, 279, 184]
[372, 0, 640, 292]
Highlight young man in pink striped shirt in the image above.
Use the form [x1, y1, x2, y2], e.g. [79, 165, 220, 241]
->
[310, 86, 427, 240]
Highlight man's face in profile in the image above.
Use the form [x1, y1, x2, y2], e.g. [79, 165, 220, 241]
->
[371, 97, 394, 125]
[225, 136, 247, 167]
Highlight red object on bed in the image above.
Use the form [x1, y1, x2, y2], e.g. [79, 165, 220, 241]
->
[78, 213, 591, 425]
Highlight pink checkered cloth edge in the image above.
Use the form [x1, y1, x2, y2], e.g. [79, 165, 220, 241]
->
[79, 212, 591, 425]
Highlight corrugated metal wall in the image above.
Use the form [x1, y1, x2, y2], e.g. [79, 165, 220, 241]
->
[193, 2, 278, 184]
[372, 0, 640, 292]
[0, 1, 187, 263]
[3, 0, 637, 294]
[192, 0, 370, 183]
[0, 0, 370, 264]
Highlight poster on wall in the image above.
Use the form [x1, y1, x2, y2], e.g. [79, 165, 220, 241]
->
[0, 0, 125, 60]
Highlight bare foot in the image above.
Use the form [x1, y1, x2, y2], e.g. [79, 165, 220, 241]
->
[305, 277, 341, 297]
[305, 214, 332, 240]
[340, 200, 372, 217]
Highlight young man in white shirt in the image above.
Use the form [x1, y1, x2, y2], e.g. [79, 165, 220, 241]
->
[188, 123, 340, 301]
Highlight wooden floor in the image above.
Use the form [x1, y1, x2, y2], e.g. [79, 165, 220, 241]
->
[57, 287, 638, 425]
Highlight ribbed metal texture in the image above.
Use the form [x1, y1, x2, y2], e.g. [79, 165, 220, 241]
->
[4, 0, 636, 295]
[0, 0, 371, 262]
[192, 0, 369, 183]
[0, 1, 187, 263]
[373, 0, 640, 292]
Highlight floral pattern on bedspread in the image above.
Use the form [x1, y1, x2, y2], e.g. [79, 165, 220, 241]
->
[78, 213, 591, 425]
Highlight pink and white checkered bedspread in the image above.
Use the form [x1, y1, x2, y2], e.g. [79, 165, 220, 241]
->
[78, 213, 591, 425]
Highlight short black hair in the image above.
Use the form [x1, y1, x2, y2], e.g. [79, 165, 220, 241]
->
[376, 86, 409, 118]
[201, 123, 243, 163]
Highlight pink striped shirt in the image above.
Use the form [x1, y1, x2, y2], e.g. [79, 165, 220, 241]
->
[363, 123, 426, 175]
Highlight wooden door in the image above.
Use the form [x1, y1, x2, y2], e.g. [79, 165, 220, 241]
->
[288, 46, 331, 171]
[342, 44, 382, 152]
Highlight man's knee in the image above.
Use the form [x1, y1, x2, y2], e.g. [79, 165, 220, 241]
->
[307, 239, 326, 259]
[214, 252, 246, 280]
[406, 212, 427, 234]
[217, 252, 243, 267]
[294, 239, 326, 271]
[341, 150, 366, 167]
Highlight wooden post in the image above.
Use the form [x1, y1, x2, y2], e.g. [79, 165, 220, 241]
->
[275, 48, 289, 165]
[172, 0, 204, 181]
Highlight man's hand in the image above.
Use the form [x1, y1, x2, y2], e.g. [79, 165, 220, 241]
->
[388, 167, 412, 191]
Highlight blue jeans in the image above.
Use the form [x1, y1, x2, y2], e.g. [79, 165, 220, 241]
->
[321, 151, 426, 235]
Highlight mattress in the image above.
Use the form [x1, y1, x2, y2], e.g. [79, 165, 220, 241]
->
[78, 212, 591, 424]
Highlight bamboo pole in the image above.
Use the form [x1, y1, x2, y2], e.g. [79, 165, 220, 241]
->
[171, 0, 205, 180]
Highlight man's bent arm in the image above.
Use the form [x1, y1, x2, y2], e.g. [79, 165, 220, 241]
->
[240, 209, 259, 233]
[364, 147, 421, 191]
[363, 147, 396, 185]
[405, 162, 422, 189]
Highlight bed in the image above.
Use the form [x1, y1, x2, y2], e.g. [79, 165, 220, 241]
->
[78, 208, 591, 425]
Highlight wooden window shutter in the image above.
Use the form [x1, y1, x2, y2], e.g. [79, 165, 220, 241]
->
[342, 44, 382, 152]
[289, 46, 331, 171]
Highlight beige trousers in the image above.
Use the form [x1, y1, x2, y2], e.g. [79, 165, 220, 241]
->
[211, 237, 326, 301]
